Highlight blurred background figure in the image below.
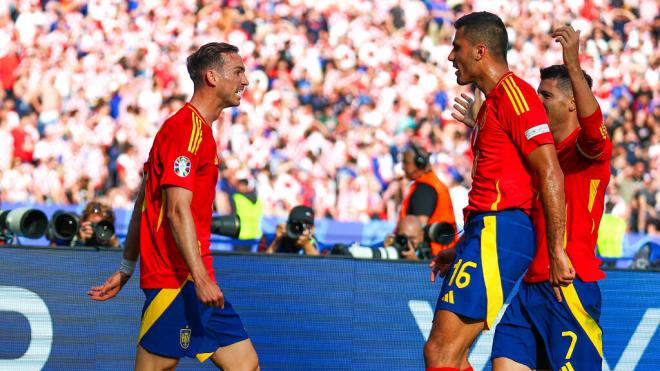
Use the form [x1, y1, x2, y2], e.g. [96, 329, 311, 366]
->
[398, 144, 457, 256]
[70, 201, 120, 248]
[384, 215, 431, 260]
[266, 205, 319, 256]
[230, 169, 263, 252]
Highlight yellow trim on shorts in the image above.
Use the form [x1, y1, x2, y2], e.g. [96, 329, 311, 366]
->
[138, 277, 191, 342]
[561, 283, 604, 359]
[196, 352, 214, 362]
[481, 215, 503, 330]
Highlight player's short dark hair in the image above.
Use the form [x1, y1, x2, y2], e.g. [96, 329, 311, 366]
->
[186, 42, 239, 86]
[454, 12, 508, 62]
[540, 64, 593, 96]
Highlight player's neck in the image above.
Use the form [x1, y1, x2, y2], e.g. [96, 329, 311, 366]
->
[554, 117, 579, 144]
[476, 63, 510, 96]
[188, 94, 224, 127]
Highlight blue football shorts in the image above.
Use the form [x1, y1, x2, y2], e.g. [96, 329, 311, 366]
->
[138, 279, 249, 362]
[492, 278, 603, 371]
[435, 209, 535, 329]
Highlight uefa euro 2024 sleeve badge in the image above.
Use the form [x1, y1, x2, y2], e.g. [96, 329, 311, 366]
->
[174, 156, 192, 177]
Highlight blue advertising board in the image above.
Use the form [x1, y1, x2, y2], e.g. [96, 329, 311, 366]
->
[0, 246, 658, 370]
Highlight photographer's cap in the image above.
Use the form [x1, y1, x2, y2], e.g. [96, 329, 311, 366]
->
[288, 205, 314, 225]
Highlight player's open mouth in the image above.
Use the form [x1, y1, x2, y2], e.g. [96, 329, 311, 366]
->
[235, 88, 244, 98]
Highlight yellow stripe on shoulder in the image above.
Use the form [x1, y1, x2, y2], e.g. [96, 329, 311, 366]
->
[192, 114, 204, 154]
[507, 76, 530, 112]
[187, 112, 199, 153]
[501, 79, 522, 116]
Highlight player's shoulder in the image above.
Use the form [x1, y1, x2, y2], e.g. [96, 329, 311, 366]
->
[161, 104, 197, 133]
[494, 73, 540, 117]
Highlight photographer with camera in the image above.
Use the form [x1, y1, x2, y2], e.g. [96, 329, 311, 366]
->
[384, 215, 431, 260]
[70, 201, 120, 248]
[399, 144, 457, 257]
[266, 205, 319, 256]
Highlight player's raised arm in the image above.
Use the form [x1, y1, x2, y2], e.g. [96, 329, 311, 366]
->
[554, 25, 609, 159]
[165, 186, 224, 308]
[88, 176, 146, 301]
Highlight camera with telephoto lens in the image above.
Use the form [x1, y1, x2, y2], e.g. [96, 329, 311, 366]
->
[0, 208, 48, 242]
[286, 220, 309, 240]
[392, 234, 410, 253]
[210, 215, 241, 238]
[330, 242, 402, 260]
[90, 220, 116, 246]
[424, 222, 456, 245]
[45, 211, 80, 244]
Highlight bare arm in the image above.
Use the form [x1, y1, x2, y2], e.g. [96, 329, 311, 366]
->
[165, 186, 207, 281]
[165, 186, 224, 307]
[527, 144, 574, 291]
[122, 177, 146, 262]
[553, 26, 599, 118]
[529, 145, 565, 256]
[265, 223, 286, 254]
[554, 25, 608, 159]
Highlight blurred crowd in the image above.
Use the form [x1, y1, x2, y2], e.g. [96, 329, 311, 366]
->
[0, 0, 658, 234]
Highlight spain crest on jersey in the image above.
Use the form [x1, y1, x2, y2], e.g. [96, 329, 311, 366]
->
[180, 327, 191, 349]
[173, 156, 191, 177]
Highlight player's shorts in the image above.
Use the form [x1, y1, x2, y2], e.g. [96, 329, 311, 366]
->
[138, 279, 249, 362]
[491, 279, 603, 371]
[435, 209, 535, 329]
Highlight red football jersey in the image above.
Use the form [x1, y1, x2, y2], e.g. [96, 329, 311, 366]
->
[465, 72, 554, 220]
[140, 103, 219, 289]
[525, 108, 612, 283]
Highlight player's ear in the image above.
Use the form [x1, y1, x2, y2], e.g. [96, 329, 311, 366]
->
[204, 69, 218, 87]
[474, 43, 487, 61]
[568, 97, 577, 112]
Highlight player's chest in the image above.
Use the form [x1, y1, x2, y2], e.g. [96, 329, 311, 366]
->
[471, 104, 507, 150]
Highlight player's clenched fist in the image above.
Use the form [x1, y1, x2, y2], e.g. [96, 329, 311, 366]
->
[552, 25, 581, 70]
[194, 276, 225, 309]
[549, 250, 575, 302]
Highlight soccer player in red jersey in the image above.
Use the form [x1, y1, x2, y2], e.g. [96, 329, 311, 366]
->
[425, 12, 572, 371]
[88, 42, 259, 370]
[491, 26, 612, 371]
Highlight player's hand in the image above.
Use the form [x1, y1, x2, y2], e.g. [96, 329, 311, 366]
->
[88, 271, 131, 301]
[549, 250, 575, 302]
[451, 93, 476, 128]
[194, 275, 225, 309]
[552, 25, 581, 70]
[429, 253, 452, 283]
